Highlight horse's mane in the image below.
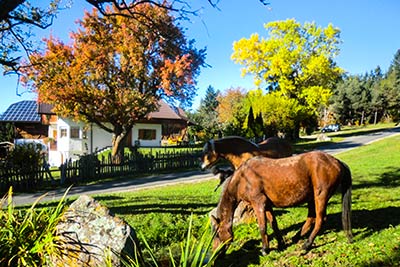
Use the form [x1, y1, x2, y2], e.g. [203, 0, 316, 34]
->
[217, 136, 259, 147]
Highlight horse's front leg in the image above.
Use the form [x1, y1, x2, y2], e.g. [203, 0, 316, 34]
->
[265, 205, 285, 250]
[252, 196, 269, 255]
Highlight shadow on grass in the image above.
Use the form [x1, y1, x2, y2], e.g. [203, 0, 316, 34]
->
[352, 166, 400, 189]
[359, 253, 400, 267]
[104, 194, 218, 215]
[280, 206, 400, 240]
[109, 201, 217, 215]
[214, 240, 262, 267]
[222, 206, 400, 267]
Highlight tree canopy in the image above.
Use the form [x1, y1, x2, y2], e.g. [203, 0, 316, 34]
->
[0, 0, 270, 73]
[22, 3, 206, 158]
[0, 0, 63, 71]
[232, 18, 343, 138]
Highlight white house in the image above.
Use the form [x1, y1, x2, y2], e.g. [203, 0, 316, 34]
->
[1, 100, 191, 167]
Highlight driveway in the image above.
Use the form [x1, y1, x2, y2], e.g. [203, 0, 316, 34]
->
[10, 126, 400, 206]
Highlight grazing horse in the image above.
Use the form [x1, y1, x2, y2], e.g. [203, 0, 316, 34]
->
[211, 151, 353, 255]
[200, 136, 292, 171]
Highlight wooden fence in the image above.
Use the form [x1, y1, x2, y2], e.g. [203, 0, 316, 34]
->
[60, 148, 202, 185]
[0, 164, 55, 193]
[0, 147, 203, 192]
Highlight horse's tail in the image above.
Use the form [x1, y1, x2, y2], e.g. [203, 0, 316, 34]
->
[340, 160, 353, 243]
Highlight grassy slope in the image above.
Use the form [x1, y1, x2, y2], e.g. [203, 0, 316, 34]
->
[94, 134, 400, 266]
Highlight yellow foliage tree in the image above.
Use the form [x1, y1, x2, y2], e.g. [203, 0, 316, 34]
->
[232, 18, 343, 138]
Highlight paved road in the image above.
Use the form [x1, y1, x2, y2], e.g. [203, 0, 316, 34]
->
[11, 126, 400, 206]
[317, 126, 400, 155]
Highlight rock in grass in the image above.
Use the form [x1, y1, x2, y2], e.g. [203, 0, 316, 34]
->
[210, 201, 255, 226]
[50, 195, 143, 266]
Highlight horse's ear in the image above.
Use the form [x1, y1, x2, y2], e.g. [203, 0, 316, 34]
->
[202, 140, 210, 153]
[209, 139, 215, 153]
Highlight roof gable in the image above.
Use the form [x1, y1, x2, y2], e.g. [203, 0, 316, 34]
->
[147, 100, 187, 120]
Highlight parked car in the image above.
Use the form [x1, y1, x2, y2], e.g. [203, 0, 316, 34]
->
[321, 124, 341, 133]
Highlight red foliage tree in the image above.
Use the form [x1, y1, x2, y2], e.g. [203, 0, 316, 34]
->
[22, 3, 205, 159]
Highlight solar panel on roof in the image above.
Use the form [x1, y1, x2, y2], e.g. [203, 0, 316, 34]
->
[0, 100, 41, 122]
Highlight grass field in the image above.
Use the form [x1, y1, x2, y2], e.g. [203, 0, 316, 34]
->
[87, 132, 400, 266]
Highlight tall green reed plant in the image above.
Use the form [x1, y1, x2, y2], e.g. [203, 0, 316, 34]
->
[120, 215, 223, 267]
[0, 187, 70, 267]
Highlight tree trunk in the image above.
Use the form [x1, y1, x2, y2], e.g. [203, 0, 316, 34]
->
[111, 130, 128, 164]
[361, 110, 365, 125]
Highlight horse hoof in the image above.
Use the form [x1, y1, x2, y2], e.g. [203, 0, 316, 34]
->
[302, 241, 312, 251]
[261, 248, 269, 256]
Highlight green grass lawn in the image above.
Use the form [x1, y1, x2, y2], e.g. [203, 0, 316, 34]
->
[87, 132, 400, 266]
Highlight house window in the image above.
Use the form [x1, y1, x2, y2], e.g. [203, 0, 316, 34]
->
[138, 129, 156, 140]
[70, 127, 80, 139]
[60, 127, 67, 138]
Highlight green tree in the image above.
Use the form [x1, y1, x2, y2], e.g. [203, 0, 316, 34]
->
[245, 106, 256, 138]
[381, 49, 400, 122]
[22, 3, 205, 159]
[245, 106, 264, 139]
[332, 76, 352, 124]
[232, 18, 343, 139]
[370, 66, 385, 124]
[0, 123, 15, 142]
[194, 85, 221, 140]
[333, 75, 372, 125]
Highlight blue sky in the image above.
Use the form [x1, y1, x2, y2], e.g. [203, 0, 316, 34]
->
[1, 0, 399, 113]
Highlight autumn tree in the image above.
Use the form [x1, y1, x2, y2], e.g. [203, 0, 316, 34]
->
[216, 87, 247, 136]
[1, 0, 270, 74]
[0, 0, 63, 71]
[232, 18, 343, 138]
[22, 3, 205, 159]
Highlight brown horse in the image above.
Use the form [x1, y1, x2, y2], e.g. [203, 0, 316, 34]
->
[200, 136, 292, 170]
[211, 151, 353, 255]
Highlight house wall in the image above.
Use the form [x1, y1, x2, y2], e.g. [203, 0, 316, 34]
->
[131, 123, 162, 147]
[48, 119, 163, 166]
[49, 118, 113, 166]
[89, 124, 113, 153]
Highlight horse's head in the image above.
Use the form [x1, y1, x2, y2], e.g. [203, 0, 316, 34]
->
[210, 213, 233, 253]
[200, 140, 219, 170]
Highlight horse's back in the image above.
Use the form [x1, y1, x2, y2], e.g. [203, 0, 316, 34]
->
[232, 151, 345, 207]
[258, 137, 292, 158]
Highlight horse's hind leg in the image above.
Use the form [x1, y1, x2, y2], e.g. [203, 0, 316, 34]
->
[265, 205, 285, 250]
[252, 196, 269, 255]
[292, 201, 315, 243]
[303, 197, 328, 251]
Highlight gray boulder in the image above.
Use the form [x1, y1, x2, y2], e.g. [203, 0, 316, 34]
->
[50, 195, 143, 266]
[210, 201, 255, 226]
